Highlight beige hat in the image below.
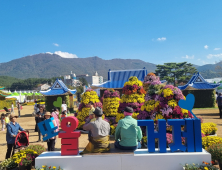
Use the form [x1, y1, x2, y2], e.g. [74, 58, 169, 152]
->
[44, 112, 52, 116]
[10, 113, 18, 119]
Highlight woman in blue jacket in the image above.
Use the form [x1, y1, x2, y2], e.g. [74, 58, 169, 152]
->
[5, 114, 27, 159]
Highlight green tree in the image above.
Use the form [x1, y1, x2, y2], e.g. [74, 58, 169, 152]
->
[155, 62, 197, 86]
[78, 77, 88, 86]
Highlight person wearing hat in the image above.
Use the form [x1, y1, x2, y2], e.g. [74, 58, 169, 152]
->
[51, 107, 60, 130]
[114, 106, 142, 150]
[5, 114, 28, 159]
[81, 107, 110, 154]
[36, 105, 45, 142]
[43, 112, 58, 151]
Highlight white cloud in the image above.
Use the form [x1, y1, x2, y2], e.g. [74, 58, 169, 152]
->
[198, 58, 201, 61]
[157, 37, 166, 41]
[182, 55, 194, 59]
[204, 45, 208, 49]
[54, 51, 78, 58]
[53, 43, 59, 47]
[214, 48, 221, 50]
[207, 53, 222, 59]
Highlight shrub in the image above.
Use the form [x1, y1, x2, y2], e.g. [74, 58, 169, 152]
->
[208, 143, 222, 162]
[25, 144, 46, 155]
[182, 90, 215, 108]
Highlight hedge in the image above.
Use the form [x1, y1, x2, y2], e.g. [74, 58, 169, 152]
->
[182, 89, 215, 108]
[45, 95, 74, 112]
[0, 99, 16, 110]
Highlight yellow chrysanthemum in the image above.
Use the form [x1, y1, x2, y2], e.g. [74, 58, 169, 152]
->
[163, 88, 173, 97]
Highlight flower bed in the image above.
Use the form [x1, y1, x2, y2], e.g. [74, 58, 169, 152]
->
[202, 136, 222, 149]
[35, 165, 63, 170]
[76, 89, 102, 129]
[183, 162, 218, 170]
[201, 122, 217, 136]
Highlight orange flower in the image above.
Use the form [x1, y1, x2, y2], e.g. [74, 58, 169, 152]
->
[211, 161, 215, 164]
[147, 72, 156, 76]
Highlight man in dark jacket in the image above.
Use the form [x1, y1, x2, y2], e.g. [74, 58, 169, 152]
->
[216, 93, 222, 118]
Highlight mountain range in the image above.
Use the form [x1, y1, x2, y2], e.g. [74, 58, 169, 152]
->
[0, 53, 221, 80]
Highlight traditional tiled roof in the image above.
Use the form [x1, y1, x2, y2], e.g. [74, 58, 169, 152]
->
[92, 68, 148, 89]
[40, 79, 76, 96]
[178, 72, 220, 90]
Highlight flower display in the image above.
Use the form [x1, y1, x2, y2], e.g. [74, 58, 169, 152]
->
[103, 89, 120, 117]
[117, 76, 146, 123]
[76, 89, 102, 129]
[202, 136, 222, 149]
[201, 122, 217, 136]
[143, 72, 162, 91]
[138, 73, 192, 123]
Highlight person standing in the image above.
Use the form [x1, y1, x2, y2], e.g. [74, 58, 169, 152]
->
[36, 106, 45, 142]
[11, 103, 14, 114]
[1, 113, 5, 131]
[44, 112, 58, 151]
[217, 93, 222, 118]
[5, 114, 27, 159]
[114, 107, 142, 150]
[17, 102, 21, 117]
[61, 101, 67, 112]
[51, 107, 60, 130]
[81, 107, 110, 154]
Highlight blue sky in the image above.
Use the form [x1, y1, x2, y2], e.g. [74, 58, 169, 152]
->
[0, 0, 222, 66]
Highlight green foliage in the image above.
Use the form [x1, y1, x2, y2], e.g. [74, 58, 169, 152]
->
[78, 77, 88, 86]
[208, 143, 222, 162]
[45, 96, 65, 112]
[10, 77, 63, 90]
[25, 145, 46, 155]
[182, 90, 215, 108]
[155, 62, 197, 86]
[0, 99, 16, 110]
[65, 95, 71, 108]
[0, 76, 20, 89]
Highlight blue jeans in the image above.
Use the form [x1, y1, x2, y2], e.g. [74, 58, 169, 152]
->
[114, 141, 141, 150]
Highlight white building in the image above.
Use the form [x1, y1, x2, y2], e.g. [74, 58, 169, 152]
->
[64, 71, 82, 87]
[92, 71, 103, 84]
[76, 71, 103, 85]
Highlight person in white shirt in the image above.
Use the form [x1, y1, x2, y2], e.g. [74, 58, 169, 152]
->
[11, 103, 14, 113]
[61, 101, 67, 112]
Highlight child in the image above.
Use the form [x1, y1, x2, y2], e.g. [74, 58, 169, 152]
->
[1, 113, 5, 131]
[61, 110, 67, 120]
[5, 113, 10, 126]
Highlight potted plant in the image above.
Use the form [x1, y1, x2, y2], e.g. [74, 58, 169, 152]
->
[6, 159, 18, 170]
[25, 145, 46, 166]
[208, 143, 222, 169]
[19, 154, 33, 170]
[0, 158, 18, 170]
